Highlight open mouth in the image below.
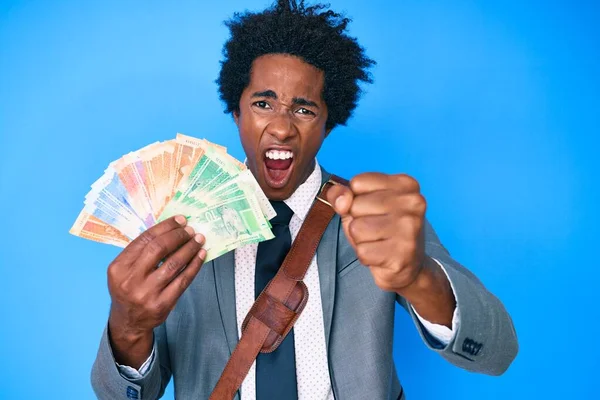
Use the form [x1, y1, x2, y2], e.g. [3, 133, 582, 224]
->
[263, 148, 294, 190]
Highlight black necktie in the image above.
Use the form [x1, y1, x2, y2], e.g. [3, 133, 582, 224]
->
[255, 201, 298, 399]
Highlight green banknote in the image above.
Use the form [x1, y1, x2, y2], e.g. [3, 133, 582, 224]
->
[160, 146, 241, 216]
[201, 170, 276, 220]
[179, 182, 274, 261]
[179, 146, 241, 203]
[158, 163, 275, 261]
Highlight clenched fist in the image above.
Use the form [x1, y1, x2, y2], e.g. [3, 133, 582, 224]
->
[107, 216, 207, 368]
[326, 172, 455, 326]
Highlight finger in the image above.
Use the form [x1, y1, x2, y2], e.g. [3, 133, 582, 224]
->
[348, 215, 396, 244]
[350, 173, 419, 195]
[324, 184, 357, 247]
[324, 183, 354, 216]
[350, 192, 426, 218]
[159, 248, 207, 305]
[131, 226, 195, 274]
[349, 191, 394, 217]
[114, 215, 188, 265]
[355, 239, 396, 267]
[150, 233, 205, 288]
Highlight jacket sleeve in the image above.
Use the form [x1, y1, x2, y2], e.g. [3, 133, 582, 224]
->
[91, 322, 172, 399]
[396, 219, 519, 375]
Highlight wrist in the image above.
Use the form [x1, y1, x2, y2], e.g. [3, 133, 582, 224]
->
[109, 322, 153, 346]
[397, 257, 455, 327]
[108, 312, 153, 369]
[396, 257, 446, 304]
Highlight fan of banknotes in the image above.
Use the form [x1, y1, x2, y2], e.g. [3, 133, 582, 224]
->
[69, 133, 277, 262]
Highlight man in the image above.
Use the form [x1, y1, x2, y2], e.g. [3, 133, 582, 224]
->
[91, 1, 518, 399]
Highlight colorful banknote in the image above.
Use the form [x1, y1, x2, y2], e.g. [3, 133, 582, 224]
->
[69, 210, 130, 247]
[70, 133, 275, 261]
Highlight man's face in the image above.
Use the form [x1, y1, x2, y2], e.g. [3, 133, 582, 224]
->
[234, 54, 329, 200]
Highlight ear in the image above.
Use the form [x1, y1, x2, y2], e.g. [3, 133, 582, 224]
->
[233, 109, 240, 126]
[325, 128, 332, 138]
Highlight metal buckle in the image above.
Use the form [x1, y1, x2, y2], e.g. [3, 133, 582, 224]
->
[316, 178, 339, 207]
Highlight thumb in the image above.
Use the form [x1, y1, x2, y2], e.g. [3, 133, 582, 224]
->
[324, 183, 356, 248]
[325, 184, 353, 216]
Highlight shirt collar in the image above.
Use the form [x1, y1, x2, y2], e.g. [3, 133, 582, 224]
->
[283, 159, 321, 222]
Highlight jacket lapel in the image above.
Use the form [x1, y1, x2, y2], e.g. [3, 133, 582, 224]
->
[317, 167, 340, 347]
[212, 251, 239, 355]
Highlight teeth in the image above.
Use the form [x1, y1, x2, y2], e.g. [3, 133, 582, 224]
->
[265, 150, 293, 160]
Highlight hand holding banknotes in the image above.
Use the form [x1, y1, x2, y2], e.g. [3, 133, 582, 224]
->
[107, 216, 206, 368]
[70, 133, 280, 367]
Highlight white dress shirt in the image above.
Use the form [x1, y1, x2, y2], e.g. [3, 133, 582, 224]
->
[118, 160, 460, 400]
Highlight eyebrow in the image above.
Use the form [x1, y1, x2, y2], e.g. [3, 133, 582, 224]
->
[252, 90, 278, 99]
[251, 90, 319, 109]
[292, 97, 319, 109]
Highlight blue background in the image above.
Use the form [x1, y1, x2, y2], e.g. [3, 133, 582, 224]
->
[0, 0, 598, 398]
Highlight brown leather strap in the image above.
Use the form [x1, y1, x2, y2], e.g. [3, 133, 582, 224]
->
[209, 175, 348, 400]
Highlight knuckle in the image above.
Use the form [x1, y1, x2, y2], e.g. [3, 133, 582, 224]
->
[117, 275, 135, 295]
[149, 300, 167, 319]
[130, 290, 148, 306]
[349, 176, 359, 191]
[174, 228, 188, 241]
[164, 258, 183, 274]
[117, 280, 130, 295]
[413, 194, 427, 214]
[138, 231, 155, 245]
[398, 213, 418, 230]
[395, 173, 409, 183]
[178, 274, 191, 290]
[413, 179, 422, 192]
[107, 263, 120, 282]
[373, 275, 389, 290]
[399, 194, 419, 214]
[356, 244, 370, 264]
[388, 262, 402, 276]
[397, 174, 419, 191]
[159, 217, 176, 228]
[410, 192, 423, 207]
[146, 239, 167, 257]
[350, 174, 367, 192]
[349, 219, 361, 239]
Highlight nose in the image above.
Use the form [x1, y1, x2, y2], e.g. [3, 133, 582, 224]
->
[265, 111, 298, 142]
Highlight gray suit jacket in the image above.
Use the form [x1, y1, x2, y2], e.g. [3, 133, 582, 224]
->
[91, 167, 518, 400]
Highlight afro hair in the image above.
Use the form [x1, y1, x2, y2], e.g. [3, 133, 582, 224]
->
[217, 0, 376, 131]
